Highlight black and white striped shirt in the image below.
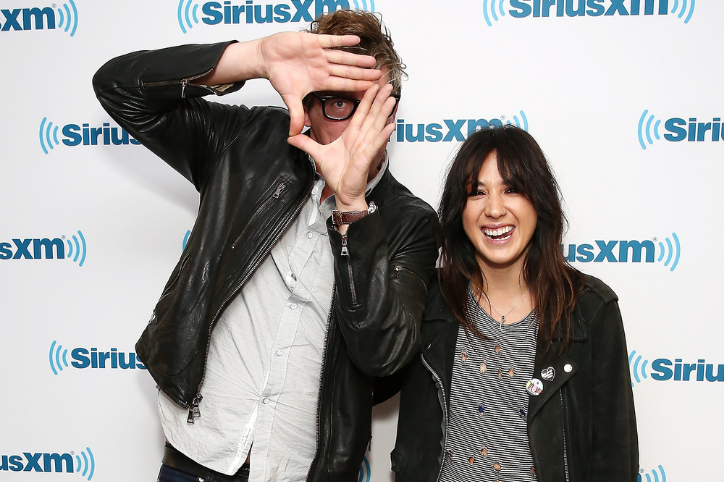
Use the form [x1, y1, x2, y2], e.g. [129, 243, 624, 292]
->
[439, 287, 538, 482]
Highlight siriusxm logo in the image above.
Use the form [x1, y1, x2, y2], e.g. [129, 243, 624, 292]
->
[0, 447, 94, 480]
[49, 341, 146, 374]
[39, 117, 140, 154]
[0, 231, 86, 267]
[562, 232, 680, 272]
[482, 0, 693, 27]
[638, 466, 667, 482]
[638, 110, 723, 150]
[629, 350, 723, 383]
[177, 0, 373, 32]
[357, 456, 371, 482]
[0, 1, 78, 36]
[393, 111, 528, 143]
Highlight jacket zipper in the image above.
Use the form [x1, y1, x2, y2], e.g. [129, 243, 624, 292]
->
[231, 180, 288, 250]
[306, 286, 336, 481]
[142, 68, 214, 98]
[340, 234, 358, 306]
[186, 173, 312, 421]
[559, 390, 570, 482]
[421, 354, 449, 482]
[159, 254, 191, 300]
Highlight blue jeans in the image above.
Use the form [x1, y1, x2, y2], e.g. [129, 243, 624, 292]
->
[157, 464, 249, 482]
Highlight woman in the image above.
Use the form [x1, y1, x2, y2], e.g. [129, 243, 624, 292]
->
[388, 126, 638, 482]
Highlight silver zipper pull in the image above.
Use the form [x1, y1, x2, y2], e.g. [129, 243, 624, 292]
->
[187, 394, 203, 424]
[181, 78, 188, 98]
[392, 265, 401, 278]
[272, 182, 286, 199]
[341, 234, 348, 256]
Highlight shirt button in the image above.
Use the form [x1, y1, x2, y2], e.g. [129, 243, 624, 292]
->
[290, 303, 298, 310]
[312, 188, 318, 195]
[307, 232, 314, 239]
[564, 364, 573, 373]
[277, 349, 283, 357]
[262, 397, 269, 404]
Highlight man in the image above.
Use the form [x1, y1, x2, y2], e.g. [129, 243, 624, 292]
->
[93, 10, 437, 482]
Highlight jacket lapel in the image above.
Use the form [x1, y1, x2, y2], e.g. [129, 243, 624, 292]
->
[528, 307, 589, 421]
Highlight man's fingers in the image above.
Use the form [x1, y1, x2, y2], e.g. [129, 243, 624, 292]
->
[328, 63, 382, 81]
[325, 49, 377, 68]
[348, 83, 380, 131]
[323, 77, 377, 93]
[317, 34, 372, 52]
[284, 96, 305, 137]
[287, 133, 322, 161]
[358, 84, 394, 133]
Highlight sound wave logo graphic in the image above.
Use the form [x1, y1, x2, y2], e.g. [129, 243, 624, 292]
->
[628, 350, 649, 386]
[505, 110, 528, 131]
[671, 0, 695, 24]
[654, 233, 681, 272]
[65, 230, 87, 267]
[638, 465, 667, 482]
[482, 0, 505, 27]
[74, 447, 95, 481]
[49, 340, 69, 375]
[638, 110, 662, 150]
[177, 0, 199, 33]
[56, 0, 79, 37]
[39, 117, 60, 154]
[357, 456, 371, 482]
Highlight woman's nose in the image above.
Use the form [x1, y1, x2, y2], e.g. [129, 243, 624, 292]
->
[484, 193, 507, 218]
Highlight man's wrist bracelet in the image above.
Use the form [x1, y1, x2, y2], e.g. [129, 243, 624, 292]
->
[332, 201, 377, 226]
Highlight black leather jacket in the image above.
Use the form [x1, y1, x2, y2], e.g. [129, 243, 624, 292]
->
[92, 42, 438, 482]
[382, 274, 638, 482]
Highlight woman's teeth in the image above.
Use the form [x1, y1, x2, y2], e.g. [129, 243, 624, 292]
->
[484, 226, 513, 240]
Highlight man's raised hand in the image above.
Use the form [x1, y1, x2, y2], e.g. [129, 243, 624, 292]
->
[287, 83, 397, 212]
[259, 32, 381, 136]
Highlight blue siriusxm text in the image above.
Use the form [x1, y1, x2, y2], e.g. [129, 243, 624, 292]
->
[1, 238, 66, 260]
[563, 234, 680, 271]
[630, 350, 722, 385]
[651, 358, 723, 382]
[71, 348, 146, 370]
[0, 1, 78, 36]
[50, 341, 146, 374]
[393, 113, 528, 143]
[1, 453, 73, 473]
[0, 232, 86, 267]
[509, 0, 669, 18]
[178, 0, 371, 31]
[1, 447, 94, 480]
[40, 119, 140, 154]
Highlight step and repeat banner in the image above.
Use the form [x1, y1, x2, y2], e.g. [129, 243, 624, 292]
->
[1, 0, 721, 480]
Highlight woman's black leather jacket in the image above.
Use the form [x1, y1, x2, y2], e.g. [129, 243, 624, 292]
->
[381, 274, 638, 482]
[92, 42, 439, 482]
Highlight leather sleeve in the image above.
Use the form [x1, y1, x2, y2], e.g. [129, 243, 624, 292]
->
[590, 299, 639, 482]
[92, 42, 252, 192]
[328, 204, 439, 377]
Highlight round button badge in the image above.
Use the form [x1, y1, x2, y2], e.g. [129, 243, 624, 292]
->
[526, 378, 544, 396]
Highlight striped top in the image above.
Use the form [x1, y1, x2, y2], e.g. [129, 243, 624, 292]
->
[439, 287, 538, 482]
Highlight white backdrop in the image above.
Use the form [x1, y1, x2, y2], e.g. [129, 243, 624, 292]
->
[1, 0, 722, 481]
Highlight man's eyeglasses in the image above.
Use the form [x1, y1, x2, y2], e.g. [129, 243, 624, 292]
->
[310, 92, 400, 121]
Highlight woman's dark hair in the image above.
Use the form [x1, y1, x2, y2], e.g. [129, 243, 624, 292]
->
[439, 125, 583, 354]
